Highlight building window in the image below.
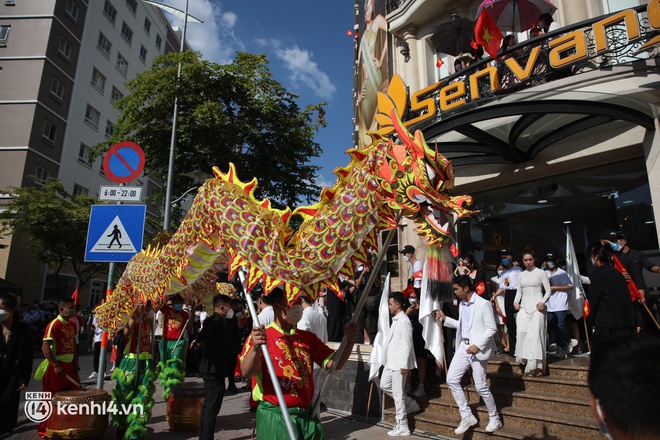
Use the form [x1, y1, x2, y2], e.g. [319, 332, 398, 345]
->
[139, 45, 147, 63]
[65, 0, 79, 22]
[73, 184, 89, 196]
[126, 0, 137, 15]
[105, 120, 114, 138]
[91, 68, 106, 94]
[78, 143, 91, 166]
[0, 25, 10, 46]
[116, 53, 128, 77]
[91, 70, 106, 93]
[103, 0, 117, 24]
[97, 32, 111, 58]
[155, 34, 162, 51]
[85, 104, 100, 129]
[35, 166, 50, 185]
[50, 77, 65, 100]
[121, 21, 133, 45]
[58, 36, 72, 60]
[144, 17, 151, 35]
[110, 85, 124, 104]
[42, 120, 57, 144]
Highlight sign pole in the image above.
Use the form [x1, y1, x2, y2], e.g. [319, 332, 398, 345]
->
[96, 184, 124, 389]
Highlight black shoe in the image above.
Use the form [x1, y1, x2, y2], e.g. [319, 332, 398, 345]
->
[226, 386, 239, 394]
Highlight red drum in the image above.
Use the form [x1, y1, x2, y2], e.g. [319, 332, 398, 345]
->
[46, 388, 110, 439]
[166, 382, 205, 432]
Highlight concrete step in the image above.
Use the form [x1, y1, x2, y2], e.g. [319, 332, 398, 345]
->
[383, 408, 586, 440]
[547, 355, 590, 379]
[488, 372, 591, 397]
[414, 383, 592, 418]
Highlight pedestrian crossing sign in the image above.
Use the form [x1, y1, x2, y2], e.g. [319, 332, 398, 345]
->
[85, 205, 146, 262]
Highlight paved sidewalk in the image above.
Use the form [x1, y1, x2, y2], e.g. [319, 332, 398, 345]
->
[4, 352, 436, 439]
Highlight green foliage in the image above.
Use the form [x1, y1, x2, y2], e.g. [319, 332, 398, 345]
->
[92, 51, 325, 218]
[0, 178, 105, 289]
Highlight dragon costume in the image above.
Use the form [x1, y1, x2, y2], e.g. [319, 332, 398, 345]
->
[95, 109, 475, 334]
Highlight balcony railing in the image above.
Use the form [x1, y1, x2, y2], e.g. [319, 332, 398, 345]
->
[402, 4, 659, 132]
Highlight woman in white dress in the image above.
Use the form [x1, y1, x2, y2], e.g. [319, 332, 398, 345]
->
[514, 248, 551, 376]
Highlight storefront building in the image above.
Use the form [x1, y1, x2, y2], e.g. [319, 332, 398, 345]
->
[354, 0, 660, 292]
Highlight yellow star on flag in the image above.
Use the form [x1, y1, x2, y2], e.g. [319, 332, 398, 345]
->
[482, 28, 492, 44]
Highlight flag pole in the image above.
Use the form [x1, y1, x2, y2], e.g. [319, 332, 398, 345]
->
[312, 211, 404, 417]
[582, 316, 591, 353]
[238, 271, 297, 440]
[365, 381, 375, 423]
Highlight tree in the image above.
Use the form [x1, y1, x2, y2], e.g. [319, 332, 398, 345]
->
[0, 179, 106, 292]
[92, 51, 325, 221]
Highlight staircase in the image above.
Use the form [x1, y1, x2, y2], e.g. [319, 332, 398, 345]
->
[383, 355, 602, 439]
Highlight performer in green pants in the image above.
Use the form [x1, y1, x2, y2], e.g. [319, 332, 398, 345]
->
[111, 304, 155, 440]
[158, 294, 191, 398]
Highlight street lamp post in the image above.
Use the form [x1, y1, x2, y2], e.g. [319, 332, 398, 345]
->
[141, 0, 203, 231]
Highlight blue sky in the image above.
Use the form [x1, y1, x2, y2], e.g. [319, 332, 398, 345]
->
[160, 0, 356, 190]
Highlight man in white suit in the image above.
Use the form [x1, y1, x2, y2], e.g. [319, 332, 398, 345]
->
[381, 292, 420, 437]
[436, 275, 502, 435]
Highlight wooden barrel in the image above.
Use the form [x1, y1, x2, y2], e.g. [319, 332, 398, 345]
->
[46, 388, 110, 440]
[166, 382, 205, 432]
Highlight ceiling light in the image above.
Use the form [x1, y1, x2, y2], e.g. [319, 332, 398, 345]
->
[538, 199, 547, 204]
[563, 220, 572, 224]
[645, 220, 655, 224]
[623, 200, 634, 204]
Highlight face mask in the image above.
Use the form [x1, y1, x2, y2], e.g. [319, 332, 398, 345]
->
[547, 261, 556, 269]
[403, 256, 410, 262]
[610, 242, 620, 252]
[357, 265, 364, 272]
[235, 311, 243, 318]
[225, 308, 234, 319]
[501, 258, 511, 267]
[497, 270, 503, 277]
[173, 304, 184, 312]
[0, 309, 10, 322]
[60, 308, 71, 318]
[408, 298, 417, 305]
[595, 401, 614, 440]
[285, 304, 303, 325]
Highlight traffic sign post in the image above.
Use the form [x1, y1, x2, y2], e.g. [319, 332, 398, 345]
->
[84, 205, 146, 263]
[99, 186, 142, 202]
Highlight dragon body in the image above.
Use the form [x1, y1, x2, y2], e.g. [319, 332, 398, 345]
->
[96, 112, 475, 332]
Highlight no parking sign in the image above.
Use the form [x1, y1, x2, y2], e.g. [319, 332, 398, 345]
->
[102, 141, 145, 183]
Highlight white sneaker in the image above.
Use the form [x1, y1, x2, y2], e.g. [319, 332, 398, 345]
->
[406, 399, 420, 414]
[566, 339, 578, 354]
[412, 385, 426, 398]
[485, 417, 502, 433]
[88, 371, 97, 379]
[455, 414, 478, 435]
[387, 424, 399, 436]
[388, 423, 411, 436]
[404, 383, 413, 396]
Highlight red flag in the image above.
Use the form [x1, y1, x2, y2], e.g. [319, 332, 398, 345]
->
[436, 58, 444, 68]
[475, 281, 486, 296]
[71, 287, 79, 305]
[450, 243, 460, 258]
[402, 283, 415, 298]
[470, 39, 479, 50]
[474, 8, 503, 59]
[346, 30, 353, 37]
[612, 254, 643, 301]
[583, 298, 591, 318]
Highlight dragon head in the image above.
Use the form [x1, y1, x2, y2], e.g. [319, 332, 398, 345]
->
[374, 109, 476, 247]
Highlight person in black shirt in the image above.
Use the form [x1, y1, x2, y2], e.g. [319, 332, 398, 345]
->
[191, 294, 234, 440]
[0, 293, 33, 434]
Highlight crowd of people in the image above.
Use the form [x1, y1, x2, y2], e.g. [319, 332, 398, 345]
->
[0, 225, 659, 439]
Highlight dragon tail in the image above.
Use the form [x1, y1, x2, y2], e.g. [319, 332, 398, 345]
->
[426, 245, 454, 303]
